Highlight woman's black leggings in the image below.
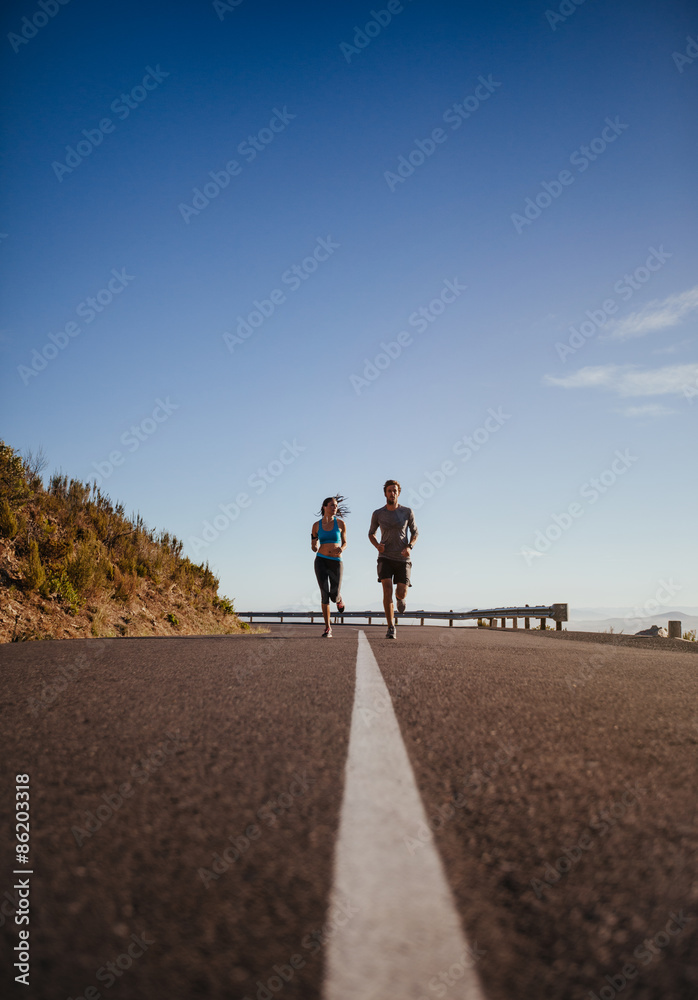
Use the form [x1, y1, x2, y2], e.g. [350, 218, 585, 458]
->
[314, 556, 343, 605]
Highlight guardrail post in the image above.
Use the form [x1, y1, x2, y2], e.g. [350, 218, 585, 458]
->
[449, 611, 454, 627]
[420, 617, 425, 626]
[500, 618, 505, 629]
[668, 620, 681, 638]
[512, 618, 518, 629]
[524, 617, 530, 629]
[489, 618, 495, 628]
[556, 621, 562, 631]
[540, 618, 546, 630]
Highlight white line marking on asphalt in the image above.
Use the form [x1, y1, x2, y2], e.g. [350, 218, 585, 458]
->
[322, 631, 486, 1000]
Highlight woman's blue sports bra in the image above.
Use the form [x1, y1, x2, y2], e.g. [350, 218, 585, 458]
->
[317, 517, 341, 559]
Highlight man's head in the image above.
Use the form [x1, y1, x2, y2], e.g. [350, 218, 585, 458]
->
[383, 480, 400, 506]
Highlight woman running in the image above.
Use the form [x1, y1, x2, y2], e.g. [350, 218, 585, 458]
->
[311, 495, 349, 638]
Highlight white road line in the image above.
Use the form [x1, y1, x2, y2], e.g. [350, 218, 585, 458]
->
[322, 631, 486, 1000]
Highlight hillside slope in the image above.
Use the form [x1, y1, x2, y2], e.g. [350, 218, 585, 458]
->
[0, 442, 246, 642]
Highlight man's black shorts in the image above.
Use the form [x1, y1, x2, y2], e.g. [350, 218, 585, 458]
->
[377, 557, 412, 586]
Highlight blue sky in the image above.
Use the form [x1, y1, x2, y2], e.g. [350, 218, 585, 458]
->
[2, 0, 696, 613]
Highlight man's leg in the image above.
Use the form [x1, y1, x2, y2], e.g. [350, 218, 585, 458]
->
[382, 578, 395, 628]
[395, 582, 408, 615]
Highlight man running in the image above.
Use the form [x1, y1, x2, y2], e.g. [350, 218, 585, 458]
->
[368, 479, 418, 639]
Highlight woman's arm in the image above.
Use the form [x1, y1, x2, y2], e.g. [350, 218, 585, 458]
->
[336, 517, 347, 556]
[311, 521, 319, 552]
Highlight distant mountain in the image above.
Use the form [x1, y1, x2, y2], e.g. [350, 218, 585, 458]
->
[570, 606, 698, 620]
[567, 613, 698, 636]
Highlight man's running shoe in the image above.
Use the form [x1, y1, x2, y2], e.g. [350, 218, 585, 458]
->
[336, 596, 345, 613]
[322, 626, 333, 638]
[396, 598, 406, 614]
[386, 625, 396, 639]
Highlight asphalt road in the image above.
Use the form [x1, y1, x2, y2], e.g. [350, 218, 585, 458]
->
[1, 625, 696, 1000]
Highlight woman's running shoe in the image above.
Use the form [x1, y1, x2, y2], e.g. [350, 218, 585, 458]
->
[322, 626, 333, 638]
[336, 596, 345, 613]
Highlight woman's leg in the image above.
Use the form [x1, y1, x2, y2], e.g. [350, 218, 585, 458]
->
[328, 560, 343, 605]
[314, 557, 332, 629]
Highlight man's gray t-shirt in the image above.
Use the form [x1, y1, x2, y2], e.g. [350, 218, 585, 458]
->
[369, 505, 417, 562]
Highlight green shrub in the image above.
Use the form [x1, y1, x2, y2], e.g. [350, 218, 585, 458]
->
[38, 523, 70, 562]
[92, 509, 109, 541]
[199, 561, 219, 591]
[112, 568, 137, 602]
[215, 595, 235, 615]
[23, 540, 45, 591]
[0, 499, 18, 538]
[166, 612, 179, 626]
[67, 479, 91, 508]
[0, 442, 32, 509]
[41, 570, 81, 613]
[118, 553, 137, 576]
[65, 539, 101, 593]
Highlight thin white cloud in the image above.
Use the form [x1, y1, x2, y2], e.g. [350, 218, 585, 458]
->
[545, 365, 621, 389]
[544, 363, 698, 397]
[617, 404, 675, 418]
[604, 286, 698, 340]
[652, 338, 693, 355]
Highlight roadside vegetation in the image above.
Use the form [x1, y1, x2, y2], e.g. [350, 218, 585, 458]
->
[0, 441, 246, 641]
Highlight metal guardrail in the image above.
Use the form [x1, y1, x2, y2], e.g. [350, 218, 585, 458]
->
[239, 604, 568, 630]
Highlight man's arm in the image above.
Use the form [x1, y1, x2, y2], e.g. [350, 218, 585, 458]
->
[368, 510, 384, 552]
[403, 509, 418, 556]
[408, 509, 419, 547]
